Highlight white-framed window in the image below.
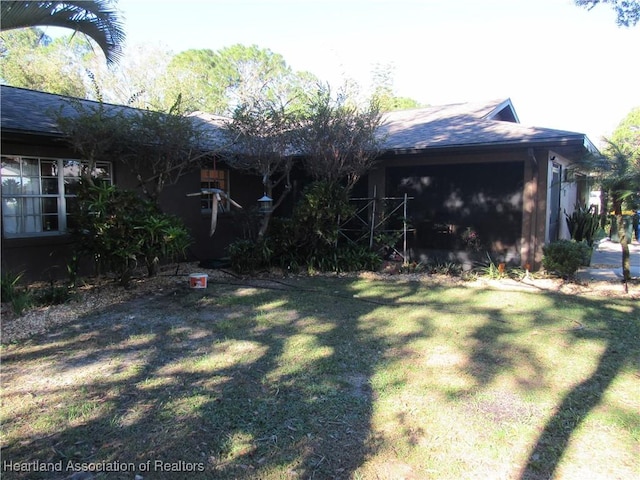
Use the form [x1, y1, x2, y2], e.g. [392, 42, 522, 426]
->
[1, 156, 112, 238]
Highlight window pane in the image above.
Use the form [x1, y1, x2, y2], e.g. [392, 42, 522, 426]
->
[42, 214, 58, 231]
[2, 157, 112, 237]
[41, 161, 57, 176]
[64, 177, 81, 195]
[22, 178, 41, 195]
[63, 160, 82, 177]
[1, 177, 24, 194]
[93, 162, 111, 179]
[42, 197, 58, 214]
[66, 197, 79, 230]
[2, 198, 18, 234]
[23, 197, 42, 216]
[23, 214, 41, 233]
[200, 168, 229, 212]
[1, 157, 21, 176]
[42, 178, 59, 194]
[21, 158, 39, 176]
[3, 197, 43, 233]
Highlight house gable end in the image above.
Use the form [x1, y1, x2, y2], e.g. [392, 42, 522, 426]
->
[484, 98, 519, 123]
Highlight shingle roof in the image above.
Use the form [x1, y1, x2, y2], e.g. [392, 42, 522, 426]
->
[379, 98, 594, 152]
[1, 86, 595, 156]
[0, 85, 140, 137]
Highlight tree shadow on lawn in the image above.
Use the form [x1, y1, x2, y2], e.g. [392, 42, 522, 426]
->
[514, 293, 640, 480]
[0, 277, 433, 480]
[1, 277, 638, 479]
[447, 286, 639, 480]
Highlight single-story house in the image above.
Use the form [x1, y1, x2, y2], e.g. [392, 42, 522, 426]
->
[367, 98, 598, 269]
[1, 85, 597, 280]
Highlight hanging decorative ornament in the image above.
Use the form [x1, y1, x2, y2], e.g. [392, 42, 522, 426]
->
[186, 188, 243, 236]
[258, 194, 273, 213]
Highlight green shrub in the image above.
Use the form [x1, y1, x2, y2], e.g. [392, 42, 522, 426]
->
[2, 271, 77, 317]
[70, 182, 191, 286]
[1, 271, 33, 316]
[35, 282, 74, 306]
[1, 270, 24, 303]
[137, 214, 192, 276]
[429, 261, 463, 276]
[290, 181, 355, 251]
[228, 181, 384, 275]
[228, 239, 272, 274]
[542, 240, 591, 278]
[334, 244, 382, 272]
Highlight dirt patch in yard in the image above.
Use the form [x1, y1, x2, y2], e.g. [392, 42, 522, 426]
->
[2, 263, 638, 345]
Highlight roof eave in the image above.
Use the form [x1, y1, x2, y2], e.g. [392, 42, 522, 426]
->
[382, 135, 591, 156]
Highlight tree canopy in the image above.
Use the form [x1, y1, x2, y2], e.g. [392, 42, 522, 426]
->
[161, 45, 320, 116]
[577, 107, 640, 283]
[370, 63, 422, 112]
[296, 84, 384, 190]
[55, 95, 205, 203]
[574, 0, 640, 26]
[609, 107, 640, 165]
[0, 27, 89, 96]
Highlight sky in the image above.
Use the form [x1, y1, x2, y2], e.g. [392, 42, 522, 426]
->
[110, 0, 639, 146]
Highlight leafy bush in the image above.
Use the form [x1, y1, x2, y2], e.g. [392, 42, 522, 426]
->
[228, 239, 272, 274]
[427, 261, 463, 276]
[1, 270, 23, 303]
[542, 240, 591, 278]
[290, 181, 355, 251]
[287, 243, 380, 273]
[137, 214, 192, 276]
[228, 181, 383, 275]
[1, 271, 33, 315]
[70, 182, 191, 285]
[35, 282, 74, 306]
[0, 272, 73, 317]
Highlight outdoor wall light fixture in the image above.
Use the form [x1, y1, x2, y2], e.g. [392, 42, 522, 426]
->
[258, 194, 273, 213]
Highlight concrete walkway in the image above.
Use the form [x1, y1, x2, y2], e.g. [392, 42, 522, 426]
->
[576, 238, 640, 282]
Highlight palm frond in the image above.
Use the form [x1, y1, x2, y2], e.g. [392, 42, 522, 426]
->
[0, 1, 125, 65]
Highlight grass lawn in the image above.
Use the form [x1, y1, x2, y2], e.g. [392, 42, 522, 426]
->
[1, 273, 639, 479]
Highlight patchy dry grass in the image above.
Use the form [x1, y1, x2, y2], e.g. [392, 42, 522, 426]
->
[1, 271, 639, 479]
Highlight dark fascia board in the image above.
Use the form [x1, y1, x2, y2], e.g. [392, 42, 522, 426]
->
[1, 128, 65, 140]
[380, 134, 593, 158]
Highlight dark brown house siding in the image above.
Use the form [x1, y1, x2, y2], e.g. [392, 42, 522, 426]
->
[158, 168, 266, 263]
[385, 160, 524, 265]
[2, 87, 597, 279]
[365, 148, 556, 269]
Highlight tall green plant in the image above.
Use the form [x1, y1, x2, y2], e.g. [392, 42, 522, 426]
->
[565, 203, 600, 246]
[0, 270, 33, 315]
[291, 181, 355, 250]
[70, 182, 191, 286]
[575, 135, 639, 283]
[265, 180, 381, 273]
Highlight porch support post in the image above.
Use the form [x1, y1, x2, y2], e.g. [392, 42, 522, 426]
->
[521, 148, 549, 270]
